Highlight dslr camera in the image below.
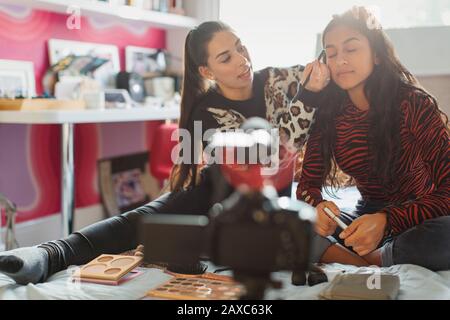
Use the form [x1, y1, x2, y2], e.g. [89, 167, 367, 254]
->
[139, 118, 317, 299]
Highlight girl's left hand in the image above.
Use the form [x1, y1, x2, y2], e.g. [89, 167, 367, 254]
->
[301, 60, 331, 92]
[339, 213, 388, 256]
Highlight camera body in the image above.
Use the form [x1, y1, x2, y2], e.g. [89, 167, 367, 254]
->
[139, 188, 315, 269]
[138, 118, 317, 298]
[206, 188, 315, 275]
[138, 178, 316, 299]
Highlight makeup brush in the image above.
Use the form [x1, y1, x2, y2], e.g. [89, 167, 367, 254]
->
[302, 49, 326, 89]
[323, 207, 348, 230]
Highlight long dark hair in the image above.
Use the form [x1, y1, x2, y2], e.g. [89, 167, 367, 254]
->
[317, 6, 448, 194]
[170, 21, 232, 191]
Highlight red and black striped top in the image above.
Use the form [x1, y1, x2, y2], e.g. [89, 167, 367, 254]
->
[297, 88, 449, 235]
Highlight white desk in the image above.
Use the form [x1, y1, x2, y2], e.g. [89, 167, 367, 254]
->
[0, 106, 180, 237]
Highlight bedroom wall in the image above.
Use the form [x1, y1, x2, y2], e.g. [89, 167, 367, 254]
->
[0, 4, 165, 224]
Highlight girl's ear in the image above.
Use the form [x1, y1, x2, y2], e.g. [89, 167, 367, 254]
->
[199, 66, 215, 81]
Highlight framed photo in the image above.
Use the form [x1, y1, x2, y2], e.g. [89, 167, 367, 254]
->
[125, 46, 167, 76]
[0, 59, 36, 98]
[98, 152, 160, 217]
[48, 39, 120, 89]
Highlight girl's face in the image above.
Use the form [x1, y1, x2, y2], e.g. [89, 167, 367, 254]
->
[199, 31, 253, 94]
[324, 25, 378, 92]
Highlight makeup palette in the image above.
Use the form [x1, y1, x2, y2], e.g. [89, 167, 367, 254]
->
[72, 268, 144, 286]
[77, 254, 143, 282]
[147, 275, 245, 300]
[164, 270, 235, 283]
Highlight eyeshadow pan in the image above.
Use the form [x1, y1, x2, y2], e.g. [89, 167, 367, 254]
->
[97, 256, 114, 263]
[105, 268, 121, 275]
[110, 258, 135, 267]
[83, 264, 107, 273]
[147, 276, 243, 300]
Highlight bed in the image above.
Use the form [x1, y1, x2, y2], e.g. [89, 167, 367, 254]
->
[1, 187, 449, 300]
[0, 262, 449, 300]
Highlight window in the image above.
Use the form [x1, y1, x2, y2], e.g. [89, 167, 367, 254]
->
[219, 0, 450, 70]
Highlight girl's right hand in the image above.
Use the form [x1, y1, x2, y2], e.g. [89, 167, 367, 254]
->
[301, 60, 331, 93]
[315, 201, 341, 237]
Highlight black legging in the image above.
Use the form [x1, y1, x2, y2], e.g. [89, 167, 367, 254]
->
[38, 165, 235, 278]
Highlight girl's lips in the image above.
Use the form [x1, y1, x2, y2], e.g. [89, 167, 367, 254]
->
[337, 71, 354, 77]
[238, 68, 252, 80]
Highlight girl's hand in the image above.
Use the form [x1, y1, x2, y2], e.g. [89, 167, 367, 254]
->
[315, 201, 341, 237]
[339, 213, 387, 256]
[301, 60, 331, 92]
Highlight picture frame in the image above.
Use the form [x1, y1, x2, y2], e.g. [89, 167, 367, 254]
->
[98, 152, 160, 217]
[48, 39, 120, 89]
[0, 59, 36, 98]
[125, 46, 167, 76]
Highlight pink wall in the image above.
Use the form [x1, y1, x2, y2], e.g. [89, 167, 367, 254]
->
[0, 4, 165, 223]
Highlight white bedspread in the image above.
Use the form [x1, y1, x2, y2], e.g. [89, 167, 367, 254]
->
[1, 263, 449, 300]
[2, 187, 448, 300]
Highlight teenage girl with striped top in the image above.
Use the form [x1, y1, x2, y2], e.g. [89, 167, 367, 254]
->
[296, 7, 450, 270]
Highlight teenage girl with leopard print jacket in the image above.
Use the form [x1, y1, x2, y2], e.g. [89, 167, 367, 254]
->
[0, 21, 329, 284]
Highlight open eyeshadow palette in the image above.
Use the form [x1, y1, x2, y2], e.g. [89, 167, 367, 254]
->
[72, 254, 143, 285]
[147, 272, 245, 300]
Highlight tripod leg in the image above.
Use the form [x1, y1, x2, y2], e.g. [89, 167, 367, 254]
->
[291, 270, 307, 286]
[234, 272, 269, 300]
[307, 264, 328, 286]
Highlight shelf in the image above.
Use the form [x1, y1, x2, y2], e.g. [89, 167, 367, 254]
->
[0, 105, 180, 124]
[0, 0, 198, 30]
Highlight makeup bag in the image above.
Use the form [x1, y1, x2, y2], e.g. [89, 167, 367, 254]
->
[319, 273, 400, 300]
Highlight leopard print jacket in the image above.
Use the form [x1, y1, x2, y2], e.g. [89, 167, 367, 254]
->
[203, 65, 316, 152]
[263, 65, 315, 151]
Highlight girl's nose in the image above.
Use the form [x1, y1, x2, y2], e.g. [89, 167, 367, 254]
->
[336, 55, 348, 66]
